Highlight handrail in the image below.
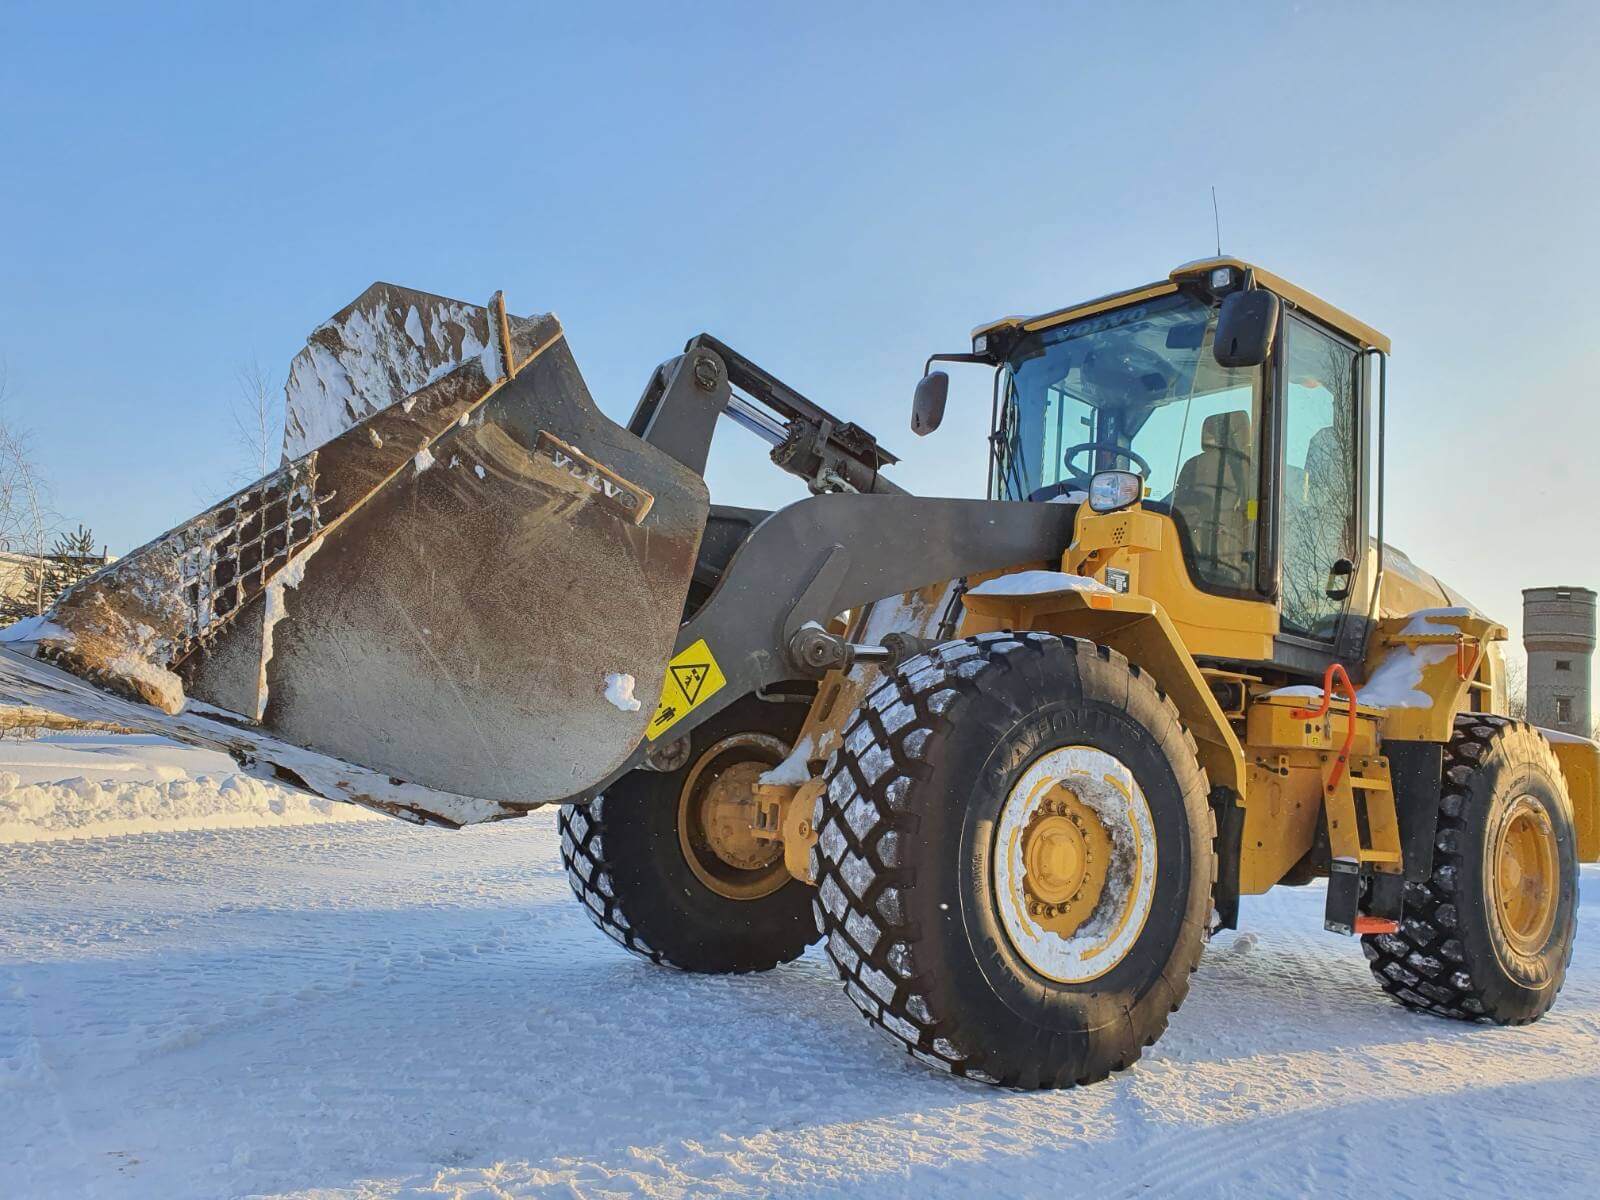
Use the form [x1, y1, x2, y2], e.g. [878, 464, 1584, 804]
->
[1290, 663, 1360, 789]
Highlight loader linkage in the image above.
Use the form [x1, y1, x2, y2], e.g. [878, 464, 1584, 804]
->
[0, 283, 1074, 821]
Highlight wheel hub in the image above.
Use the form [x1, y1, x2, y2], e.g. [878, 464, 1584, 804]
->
[992, 745, 1157, 984]
[1019, 787, 1111, 937]
[677, 733, 791, 901]
[1492, 795, 1559, 953]
[698, 760, 782, 871]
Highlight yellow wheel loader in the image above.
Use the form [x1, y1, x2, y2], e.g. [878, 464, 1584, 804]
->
[3, 260, 1595, 1089]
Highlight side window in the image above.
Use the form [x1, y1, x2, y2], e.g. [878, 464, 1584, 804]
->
[1280, 317, 1359, 639]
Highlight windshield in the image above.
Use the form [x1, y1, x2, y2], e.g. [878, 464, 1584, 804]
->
[990, 290, 1263, 592]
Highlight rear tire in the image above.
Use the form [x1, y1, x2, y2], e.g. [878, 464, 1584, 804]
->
[811, 632, 1215, 1088]
[559, 697, 821, 974]
[1363, 715, 1578, 1022]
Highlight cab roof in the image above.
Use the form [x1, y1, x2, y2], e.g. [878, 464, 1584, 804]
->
[972, 257, 1391, 355]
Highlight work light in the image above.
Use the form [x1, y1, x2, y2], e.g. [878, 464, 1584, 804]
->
[1088, 470, 1142, 513]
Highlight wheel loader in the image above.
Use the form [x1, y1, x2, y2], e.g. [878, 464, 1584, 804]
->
[3, 258, 1595, 1089]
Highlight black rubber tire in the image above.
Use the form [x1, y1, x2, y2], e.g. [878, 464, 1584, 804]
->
[559, 696, 821, 974]
[811, 632, 1216, 1088]
[1363, 714, 1579, 1023]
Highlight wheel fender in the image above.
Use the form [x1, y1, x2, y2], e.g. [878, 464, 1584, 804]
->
[960, 589, 1245, 800]
[1542, 729, 1600, 861]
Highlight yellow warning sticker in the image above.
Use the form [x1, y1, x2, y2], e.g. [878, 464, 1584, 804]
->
[645, 638, 726, 740]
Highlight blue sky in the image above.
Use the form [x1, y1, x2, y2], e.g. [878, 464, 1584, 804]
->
[2, 2, 1597, 663]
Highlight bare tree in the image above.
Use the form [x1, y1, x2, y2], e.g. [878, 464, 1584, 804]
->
[0, 363, 55, 618]
[1502, 654, 1527, 720]
[232, 358, 284, 483]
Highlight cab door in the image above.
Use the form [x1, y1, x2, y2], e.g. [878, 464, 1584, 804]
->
[1277, 314, 1362, 649]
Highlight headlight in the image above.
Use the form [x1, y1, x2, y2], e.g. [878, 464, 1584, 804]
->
[1088, 470, 1142, 513]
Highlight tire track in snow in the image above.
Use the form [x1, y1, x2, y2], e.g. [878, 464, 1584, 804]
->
[2, 819, 1597, 1198]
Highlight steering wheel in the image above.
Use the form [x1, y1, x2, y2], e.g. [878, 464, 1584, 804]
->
[1061, 440, 1151, 485]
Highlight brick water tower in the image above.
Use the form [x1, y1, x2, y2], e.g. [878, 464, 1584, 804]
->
[1522, 586, 1596, 735]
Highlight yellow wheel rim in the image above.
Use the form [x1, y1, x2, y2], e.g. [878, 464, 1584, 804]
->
[1491, 796, 1559, 954]
[993, 746, 1157, 983]
[677, 733, 790, 901]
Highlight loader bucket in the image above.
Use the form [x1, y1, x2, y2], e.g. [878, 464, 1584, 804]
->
[2, 284, 710, 811]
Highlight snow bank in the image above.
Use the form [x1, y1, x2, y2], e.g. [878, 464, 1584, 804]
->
[0, 731, 378, 844]
[968, 570, 1111, 598]
[0, 615, 69, 645]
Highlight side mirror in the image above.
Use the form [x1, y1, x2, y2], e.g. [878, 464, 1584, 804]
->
[1213, 289, 1280, 368]
[911, 370, 949, 436]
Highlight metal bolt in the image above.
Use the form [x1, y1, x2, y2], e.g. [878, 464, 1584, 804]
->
[644, 737, 691, 773]
[693, 356, 719, 391]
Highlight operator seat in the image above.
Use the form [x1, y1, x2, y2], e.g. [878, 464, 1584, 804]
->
[1172, 410, 1253, 584]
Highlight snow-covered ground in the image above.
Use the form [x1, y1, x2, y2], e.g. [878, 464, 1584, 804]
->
[0, 731, 380, 843]
[1, 738, 1597, 1198]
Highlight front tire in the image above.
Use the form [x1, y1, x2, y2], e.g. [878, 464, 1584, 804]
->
[559, 697, 821, 974]
[1363, 715, 1578, 1022]
[812, 633, 1215, 1088]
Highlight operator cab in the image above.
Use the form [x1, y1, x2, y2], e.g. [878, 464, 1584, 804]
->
[950, 259, 1390, 661]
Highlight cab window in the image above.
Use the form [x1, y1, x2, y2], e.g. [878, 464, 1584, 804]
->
[991, 291, 1261, 593]
[1279, 317, 1360, 639]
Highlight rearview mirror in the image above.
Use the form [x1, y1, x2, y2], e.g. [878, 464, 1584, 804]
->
[911, 370, 949, 436]
[1213, 289, 1280, 368]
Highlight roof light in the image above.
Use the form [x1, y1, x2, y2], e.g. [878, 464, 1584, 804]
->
[1210, 266, 1234, 290]
[972, 333, 989, 354]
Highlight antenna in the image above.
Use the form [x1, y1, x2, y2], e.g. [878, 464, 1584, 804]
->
[1211, 186, 1222, 256]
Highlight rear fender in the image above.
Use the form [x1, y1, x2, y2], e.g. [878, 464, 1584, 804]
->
[1544, 730, 1600, 861]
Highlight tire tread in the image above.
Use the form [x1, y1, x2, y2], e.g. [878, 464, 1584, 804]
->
[812, 632, 1213, 1088]
[1362, 714, 1574, 1023]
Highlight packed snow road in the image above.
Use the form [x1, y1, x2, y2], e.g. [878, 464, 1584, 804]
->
[2, 811, 1597, 1197]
